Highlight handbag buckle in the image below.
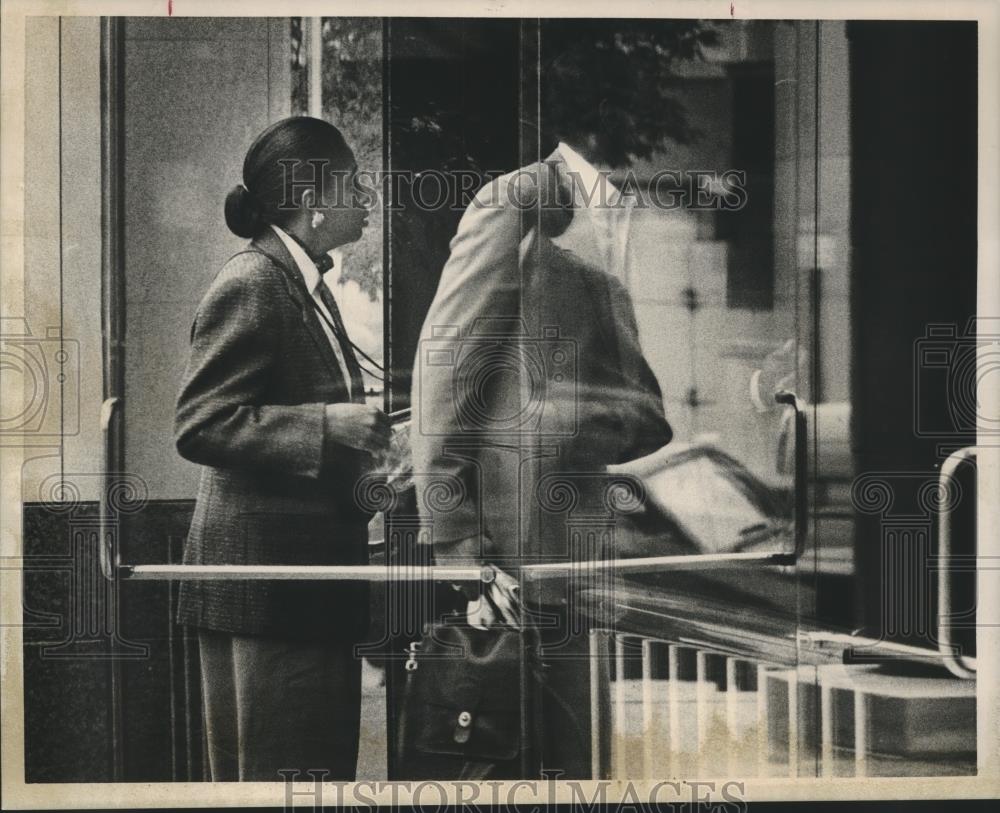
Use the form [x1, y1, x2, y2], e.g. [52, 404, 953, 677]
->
[453, 710, 473, 744]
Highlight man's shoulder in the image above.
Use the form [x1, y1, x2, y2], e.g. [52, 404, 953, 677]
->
[474, 159, 565, 207]
[466, 160, 572, 239]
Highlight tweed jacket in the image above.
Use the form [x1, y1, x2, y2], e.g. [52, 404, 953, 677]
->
[174, 229, 372, 640]
[410, 150, 673, 577]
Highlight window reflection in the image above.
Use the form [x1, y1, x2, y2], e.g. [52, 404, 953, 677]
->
[292, 17, 383, 402]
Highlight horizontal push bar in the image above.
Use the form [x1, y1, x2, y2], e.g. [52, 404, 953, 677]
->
[119, 551, 796, 581]
[105, 393, 807, 584]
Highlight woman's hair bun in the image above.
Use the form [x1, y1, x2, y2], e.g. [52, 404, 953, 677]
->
[224, 184, 265, 239]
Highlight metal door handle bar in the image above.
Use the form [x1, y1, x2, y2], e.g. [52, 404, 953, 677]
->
[119, 551, 796, 581]
[936, 446, 977, 679]
[99, 397, 122, 581]
[774, 389, 808, 560]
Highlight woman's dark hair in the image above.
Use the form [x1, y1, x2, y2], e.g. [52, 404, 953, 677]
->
[224, 116, 353, 239]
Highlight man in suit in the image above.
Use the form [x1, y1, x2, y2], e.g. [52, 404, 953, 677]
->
[175, 116, 389, 781]
[410, 46, 673, 776]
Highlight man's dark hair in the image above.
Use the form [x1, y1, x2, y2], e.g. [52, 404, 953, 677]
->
[541, 42, 639, 168]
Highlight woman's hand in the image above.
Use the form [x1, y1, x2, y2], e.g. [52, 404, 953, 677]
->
[324, 403, 391, 455]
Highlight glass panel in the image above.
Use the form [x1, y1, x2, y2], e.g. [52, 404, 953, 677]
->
[522, 20, 815, 779]
[383, 14, 980, 783]
[291, 17, 384, 405]
[384, 17, 821, 780]
[599, 19, 799, 541]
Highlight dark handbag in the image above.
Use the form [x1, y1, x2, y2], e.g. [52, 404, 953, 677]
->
[395, 622, 540, 780]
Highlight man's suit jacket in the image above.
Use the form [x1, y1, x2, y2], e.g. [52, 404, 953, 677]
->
[410, 150, 672, 573]
[174, 229, 372, 641]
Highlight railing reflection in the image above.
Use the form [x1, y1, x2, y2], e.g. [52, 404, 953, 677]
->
[587, 625, 976, 780]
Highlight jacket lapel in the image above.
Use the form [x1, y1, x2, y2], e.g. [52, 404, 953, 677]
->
[249, 230, 350, 396]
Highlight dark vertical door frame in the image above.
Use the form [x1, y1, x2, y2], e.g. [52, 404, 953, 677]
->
[382, 17, 393, 413]
[100, 17, 125, 471]
[99, 16, 126, 782]
[847, 21, 978, 642]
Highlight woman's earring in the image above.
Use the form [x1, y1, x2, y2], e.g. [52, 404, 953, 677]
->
[311, 211, 325, 229]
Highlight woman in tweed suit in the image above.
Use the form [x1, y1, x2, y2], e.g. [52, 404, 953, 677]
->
[174, 117, 389, 781]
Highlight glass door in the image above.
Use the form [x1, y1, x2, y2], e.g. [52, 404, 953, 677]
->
[377, 17, 982, 782]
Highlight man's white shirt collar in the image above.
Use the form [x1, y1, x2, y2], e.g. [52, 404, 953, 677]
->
[557, 141, 625, 209]
[557, 142, 634, 281]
